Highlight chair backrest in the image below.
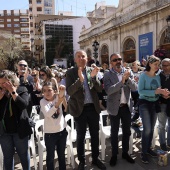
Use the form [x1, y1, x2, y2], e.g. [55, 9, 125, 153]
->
[100, 110, 109, 127]
[35, 119, 44, 140]
[65, 114, 75, 130]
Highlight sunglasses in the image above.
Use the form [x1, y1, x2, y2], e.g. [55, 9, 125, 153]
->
[111, 58, 122, 62]
[19, 64, 27, 67]
[40, 74, 45, 77]
[31, 74, 36, 77]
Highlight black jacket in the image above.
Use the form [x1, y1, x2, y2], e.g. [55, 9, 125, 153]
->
[0, 86, 29, 133]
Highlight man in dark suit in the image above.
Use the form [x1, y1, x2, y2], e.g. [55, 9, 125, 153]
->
[66, 50, 106, 170]
[103, 53, 137, 166]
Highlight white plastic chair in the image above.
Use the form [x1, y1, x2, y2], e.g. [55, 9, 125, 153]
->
[65, 114, 91, 150]
[0, 145, 4, 170]
[28, 127, 37, 170]
[35, 119, 75, 170]
[100, 110, 134, 160]
[34, 119, 45, 170]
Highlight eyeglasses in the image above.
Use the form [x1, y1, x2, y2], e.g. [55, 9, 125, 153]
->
[111, 58, 122, 62]
[40, 74, 45, 77]
[19, 64, 27, 67]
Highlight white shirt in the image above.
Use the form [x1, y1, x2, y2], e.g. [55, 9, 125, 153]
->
[117, 73, 127, 104]
[40, 96, 67, 133]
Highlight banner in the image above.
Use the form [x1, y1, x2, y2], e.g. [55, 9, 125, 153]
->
[139, 32, 153, 62]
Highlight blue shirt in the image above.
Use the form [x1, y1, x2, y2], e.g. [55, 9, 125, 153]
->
[138, 72, 161, 101]
[83, 70, 93, 104]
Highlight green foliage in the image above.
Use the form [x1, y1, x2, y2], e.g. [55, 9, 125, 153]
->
[0, 36, 28, 71]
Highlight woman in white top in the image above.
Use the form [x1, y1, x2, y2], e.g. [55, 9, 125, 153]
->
[40, 81, 67, 170]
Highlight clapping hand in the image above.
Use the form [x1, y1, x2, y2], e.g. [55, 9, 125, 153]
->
[58, 85, 66, 98]
[156, 88, 170, 97]
[90, 66, 100, 78]
[78, 67, 84, 83]
[122, 69, 131, 83]
[161, 88, 170, 99]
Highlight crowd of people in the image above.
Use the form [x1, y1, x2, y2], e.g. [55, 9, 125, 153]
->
[0, 50, 170, 170]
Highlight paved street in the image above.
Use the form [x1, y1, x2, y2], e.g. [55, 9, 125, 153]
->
[13, 137, 170, 170]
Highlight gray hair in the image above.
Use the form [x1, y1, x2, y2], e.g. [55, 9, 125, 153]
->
[74, 50, 87, 58]
[0, 70, 20, 87]
[161, 58, 170, 64]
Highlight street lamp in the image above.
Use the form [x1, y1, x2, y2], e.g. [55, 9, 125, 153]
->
[92, 40, 99, 60]
[165, 15, 170, 42]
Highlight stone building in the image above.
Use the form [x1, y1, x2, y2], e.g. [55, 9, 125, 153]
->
[79, 0, 170, 65]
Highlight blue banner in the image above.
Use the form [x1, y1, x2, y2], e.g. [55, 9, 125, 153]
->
[139, 32, 153, 62]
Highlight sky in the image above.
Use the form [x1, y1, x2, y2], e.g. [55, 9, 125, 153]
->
[0, 0, 119, 16]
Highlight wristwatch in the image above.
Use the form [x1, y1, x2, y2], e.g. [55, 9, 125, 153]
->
[11, 91, 15, 95]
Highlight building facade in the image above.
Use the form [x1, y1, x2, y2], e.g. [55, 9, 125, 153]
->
[0, 9, 30, 51]
[40, 17, 91, 66]
[79, 0, 170, 65]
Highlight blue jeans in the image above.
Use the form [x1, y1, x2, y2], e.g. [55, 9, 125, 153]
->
[158, 104, 170, 145]
[0, 133, 30, 170]
[45, 128, 68, 170]
[139, 102, 158, 154]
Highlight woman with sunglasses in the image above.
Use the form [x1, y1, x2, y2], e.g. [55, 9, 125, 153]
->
[39, 66, 58, 88]
[138, 55, 170, 164]
[0, 70, 30, 170]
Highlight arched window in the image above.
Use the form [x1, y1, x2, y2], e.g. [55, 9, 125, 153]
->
[101, 45, 109, 55]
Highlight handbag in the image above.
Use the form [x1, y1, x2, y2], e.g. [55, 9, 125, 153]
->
[0, 101, 9, 136]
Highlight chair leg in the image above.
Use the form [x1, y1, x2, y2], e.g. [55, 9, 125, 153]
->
[30, 143, 37, 170]
[86, 139, 90, 150]
[67, 146, 71, 164]
[100, 133, 106, 160]
[38, 146, 44, 170]
[152, 126, 158, 148]
[128, 128, 134, 155]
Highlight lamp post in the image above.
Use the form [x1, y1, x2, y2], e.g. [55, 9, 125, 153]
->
[166, 15, 170, 42]
[92, 40, 99, 63]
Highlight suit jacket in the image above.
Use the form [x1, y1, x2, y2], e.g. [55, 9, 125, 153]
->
[103, 68, 137, 116]
[66, 66, 102, 117]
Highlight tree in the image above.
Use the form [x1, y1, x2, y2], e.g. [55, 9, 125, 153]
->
[0, 35, 28, 71]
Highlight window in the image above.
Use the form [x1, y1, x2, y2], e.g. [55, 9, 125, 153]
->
[29, 8, 32, 12]
[44, 8, 52, 14]
[37, 7, 42, 11]
[14, 29, 20, 32]
[0, 24, 4, 27]
[21, 23, 28, 27]
[0, 19, 4, 22]
[7, 24, 11, 27]
[14, 24, 20, 27]
[21, 18, 28, 22]
[7, 10, 11, 16]
[21, 28, 29, 32]
[29, 0, 32, 4]
[44, 0, 52, 7]
[37, 0, 41, 4]
[14, 18, 19, 22]
[7, 19, 11, 22]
